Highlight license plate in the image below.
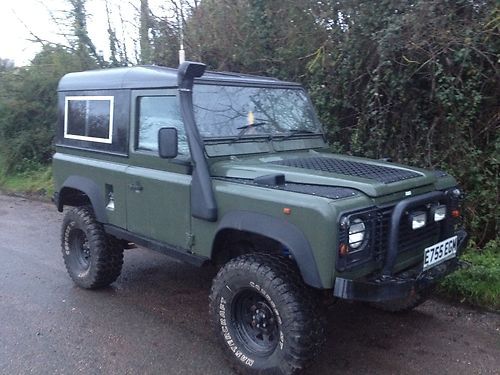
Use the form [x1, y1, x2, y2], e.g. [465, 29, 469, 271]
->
[423, 236, 458, 271]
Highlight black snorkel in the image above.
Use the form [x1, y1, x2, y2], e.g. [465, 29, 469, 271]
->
[177, 61, 218, 221]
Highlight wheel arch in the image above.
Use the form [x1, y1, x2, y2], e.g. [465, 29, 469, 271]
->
[212, 211, 324, 288]
[56, 176, 108, 223]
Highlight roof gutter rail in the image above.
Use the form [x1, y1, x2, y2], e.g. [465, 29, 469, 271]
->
[177, 61, 218, 221]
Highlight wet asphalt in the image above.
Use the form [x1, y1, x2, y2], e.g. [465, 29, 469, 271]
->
[0, 194, 498, 375]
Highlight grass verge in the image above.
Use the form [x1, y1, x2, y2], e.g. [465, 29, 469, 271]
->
[0, 155, 53, 199]
[439, 239, 500, 311]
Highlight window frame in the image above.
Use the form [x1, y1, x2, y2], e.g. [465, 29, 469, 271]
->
[135, 93, 189, 156]
[64, 95, 114, 144]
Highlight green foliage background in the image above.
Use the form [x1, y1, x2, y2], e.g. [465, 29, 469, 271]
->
[182, 0, 499, 248]
[0, 0, 498, 252]
[0, 46, 94, 174]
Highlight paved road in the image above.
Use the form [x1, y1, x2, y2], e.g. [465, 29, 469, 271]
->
[0, 194, 498, 375]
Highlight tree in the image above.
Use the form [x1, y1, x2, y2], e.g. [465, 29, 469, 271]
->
[0, 58, 14, 72]
[139, 0, 153, 64]
[184, 0, 327, 80]
[67, 0, 105, 68]
[105, 0, 121, 67]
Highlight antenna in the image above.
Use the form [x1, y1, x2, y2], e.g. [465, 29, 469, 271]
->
[178, 0, 185, 64]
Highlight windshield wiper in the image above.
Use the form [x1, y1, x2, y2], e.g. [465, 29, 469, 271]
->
[236, 122, 268, 130]
[229, 122, 269, 144]
[281, 129, 317, 140]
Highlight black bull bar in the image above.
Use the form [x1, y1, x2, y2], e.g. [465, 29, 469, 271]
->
[333, 191, 468, 302]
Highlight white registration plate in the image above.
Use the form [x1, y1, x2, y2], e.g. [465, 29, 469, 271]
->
[423, 236, 458, 271]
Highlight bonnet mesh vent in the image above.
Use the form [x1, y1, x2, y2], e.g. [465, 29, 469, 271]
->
[270, 157, 421, 184]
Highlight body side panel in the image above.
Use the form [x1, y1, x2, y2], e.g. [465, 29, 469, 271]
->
[53, 151, 128, 228]
[191, 179, 372, 288]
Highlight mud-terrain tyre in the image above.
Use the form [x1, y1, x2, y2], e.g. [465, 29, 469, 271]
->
[209, 254, 326, 375]
[61, 206, 123, 289]
[370, 287, 434, 313]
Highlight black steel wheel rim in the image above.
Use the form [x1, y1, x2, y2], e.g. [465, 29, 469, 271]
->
[231, 289, 280, 356]
[68, 228, 91, 271]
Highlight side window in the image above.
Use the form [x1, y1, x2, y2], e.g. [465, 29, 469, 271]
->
[64, 96, 113, 143]
[137, 96, 189, 155]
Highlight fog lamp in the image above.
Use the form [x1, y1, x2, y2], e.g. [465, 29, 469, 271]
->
[432, 205, 446, 222]
[409, 211, 427, 230]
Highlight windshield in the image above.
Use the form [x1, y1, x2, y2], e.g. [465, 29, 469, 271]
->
[192, 84, 323, 139]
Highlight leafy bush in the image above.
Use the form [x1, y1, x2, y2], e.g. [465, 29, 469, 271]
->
[303, 0, 499, 247]
[0, 1, 497, 251]
[0, 153, 53, 197]
[183, 0, 499, 247]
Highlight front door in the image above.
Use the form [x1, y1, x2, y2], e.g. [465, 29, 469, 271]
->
[126, 89, 192, 249]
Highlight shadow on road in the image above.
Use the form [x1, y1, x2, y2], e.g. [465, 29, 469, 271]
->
[0, 194, 497, 375]
[73, 248, 497, 375]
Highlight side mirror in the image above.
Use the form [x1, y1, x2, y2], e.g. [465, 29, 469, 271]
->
[158, 127, 178, 159]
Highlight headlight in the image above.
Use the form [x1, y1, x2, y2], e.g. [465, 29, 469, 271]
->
[451, 188, 462, 199]
[349, 219, 366, 249]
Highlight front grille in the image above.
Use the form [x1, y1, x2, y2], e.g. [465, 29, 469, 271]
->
[377, 208, 441, 255]
[337, 206, 443, 271]
[270, 157, 421, 184]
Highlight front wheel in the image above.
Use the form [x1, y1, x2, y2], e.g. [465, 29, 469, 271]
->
[209, 254, 325, 375]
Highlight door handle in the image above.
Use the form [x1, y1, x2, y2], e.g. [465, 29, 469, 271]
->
[128, 182, 143, 192]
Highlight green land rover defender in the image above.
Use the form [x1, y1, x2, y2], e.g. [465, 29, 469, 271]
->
[53, 61, 467, 374]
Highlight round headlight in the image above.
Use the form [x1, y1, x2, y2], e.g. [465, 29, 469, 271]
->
[451, 188, 462, 199]
[349, 219, 366, 249]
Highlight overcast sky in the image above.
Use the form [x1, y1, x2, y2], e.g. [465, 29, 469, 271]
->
[0, 0, 169, 66]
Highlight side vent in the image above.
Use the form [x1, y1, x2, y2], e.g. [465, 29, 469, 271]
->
[254, 174, 285, 187]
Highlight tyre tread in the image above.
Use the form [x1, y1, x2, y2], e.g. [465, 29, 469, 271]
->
[209, 253, 326, 375]
[61, 206, 123, 289]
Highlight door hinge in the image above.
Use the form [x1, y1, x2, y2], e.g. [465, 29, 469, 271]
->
[185, 233, 195, 248]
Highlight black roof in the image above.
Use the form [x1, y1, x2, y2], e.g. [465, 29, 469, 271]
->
[58, 65, 300, 91]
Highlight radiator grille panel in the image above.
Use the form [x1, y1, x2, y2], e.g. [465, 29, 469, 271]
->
[337, 206, 442, 271]
[377, 208, 441, 255]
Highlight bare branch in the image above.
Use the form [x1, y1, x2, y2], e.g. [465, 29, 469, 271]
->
[11, 8, 46, 47]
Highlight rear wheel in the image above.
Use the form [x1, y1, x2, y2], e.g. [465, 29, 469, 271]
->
[61, 206, 123, 289]
[209, 254, 325, 375]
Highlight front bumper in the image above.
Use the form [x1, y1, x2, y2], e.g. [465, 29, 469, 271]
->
[333, 229, 468, 302]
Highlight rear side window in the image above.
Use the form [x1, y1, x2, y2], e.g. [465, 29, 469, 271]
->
[64, 96, 114, 143]
[137, 96, 189, 155]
